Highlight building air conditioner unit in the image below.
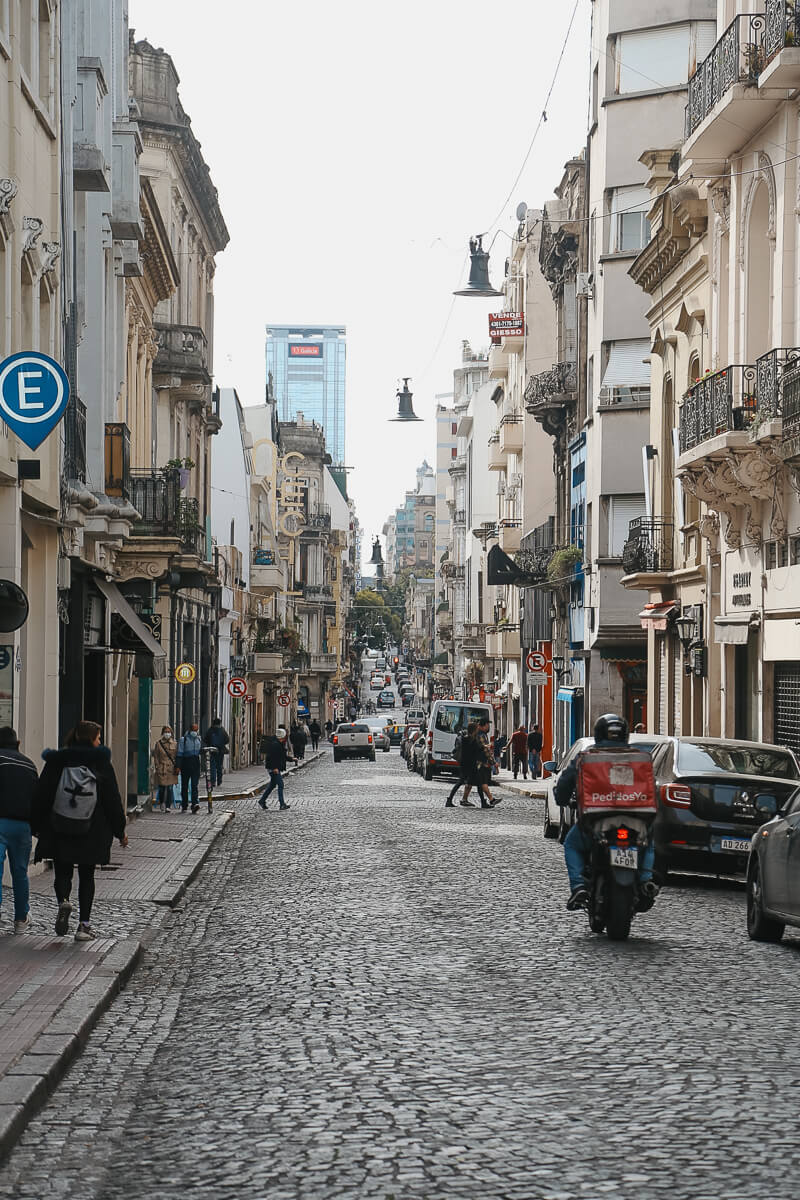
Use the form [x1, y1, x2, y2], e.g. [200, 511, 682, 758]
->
[576, 272, 594, 299]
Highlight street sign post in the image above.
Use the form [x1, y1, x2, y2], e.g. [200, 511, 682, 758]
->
[0, 352, 70, 450]
[526, 649, 550, 687]
[277, 691, 291, 707]
[175, 662, 196, 685]
[227, 676, 247, 698]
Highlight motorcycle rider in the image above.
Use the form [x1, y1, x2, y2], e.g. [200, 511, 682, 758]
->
[555, 713, 659, 911]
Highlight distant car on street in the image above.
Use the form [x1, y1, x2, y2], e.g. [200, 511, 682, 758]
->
[364, 718, 391, 752]
[747, 785, 800, 942]
[332, 723, 376, 763]
[377, 689, 395, 709]
[385, 722, 404, 747]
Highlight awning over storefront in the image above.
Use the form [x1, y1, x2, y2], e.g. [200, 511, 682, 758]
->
[598, 644, 646, 663]
[714, 613, 759, 646]
[95, 577, 167, 679]
[639, 601, 677, 631]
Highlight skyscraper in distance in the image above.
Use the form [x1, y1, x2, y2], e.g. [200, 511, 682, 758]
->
[266, 325, 346, 465]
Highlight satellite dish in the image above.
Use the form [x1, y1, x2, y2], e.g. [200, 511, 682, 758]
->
[516, 201, 528, 222]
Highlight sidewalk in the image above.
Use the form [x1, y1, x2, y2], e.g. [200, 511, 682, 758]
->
[494, 767, 548, 800]
[0, 807, 234, 1160]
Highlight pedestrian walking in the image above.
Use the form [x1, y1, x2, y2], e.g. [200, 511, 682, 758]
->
[290, 721, 307, 761]
[494, 730, 508, 771]
[203, 717, 229, 787]
[475, 717, 500, 807]
[510, 724, 529, 779]
[32, 720, 127, 941]
[258, 726, 295, 811]
[308, 718, 321, 751]
[177, 722, 202, 813]
[445, 721, 479, 808]
[0, 726, 38, 934]
[151, 725, 179, 811]
[528, 723, 543, 779]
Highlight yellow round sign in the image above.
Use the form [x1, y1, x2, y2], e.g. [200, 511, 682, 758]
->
[175, 662, 196, 685]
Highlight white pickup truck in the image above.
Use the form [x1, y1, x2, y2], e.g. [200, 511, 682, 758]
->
[332, 722, 376, 763]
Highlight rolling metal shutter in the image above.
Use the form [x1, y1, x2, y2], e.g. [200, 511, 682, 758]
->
[657, 635, 667, 735]
[773, 663, 800, 758]
[672, 634, 682, 736]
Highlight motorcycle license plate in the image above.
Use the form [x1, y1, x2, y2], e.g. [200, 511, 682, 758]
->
[720, 837, 751, 853]
[609, 846, 638, 869]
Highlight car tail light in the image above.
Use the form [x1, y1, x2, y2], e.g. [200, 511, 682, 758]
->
[427, 731, 433, 747]
[662, 783, 691, 809]
[367, 735, 373, 744]
[332, 735, 338, 745]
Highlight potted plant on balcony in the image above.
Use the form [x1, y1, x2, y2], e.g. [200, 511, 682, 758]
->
[166, 457, 196, 489]
[546, 545, 582, 583]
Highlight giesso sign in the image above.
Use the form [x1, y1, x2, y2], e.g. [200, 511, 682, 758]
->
[289, 344, 322, 357]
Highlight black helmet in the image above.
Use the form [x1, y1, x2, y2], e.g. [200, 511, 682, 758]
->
[593, 713, 629, 745]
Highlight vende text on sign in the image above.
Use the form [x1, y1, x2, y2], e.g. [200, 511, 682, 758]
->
[488, 312, 524, 344]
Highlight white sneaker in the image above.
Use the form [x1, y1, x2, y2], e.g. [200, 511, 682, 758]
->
[74, 923, 96, 941]
[14, 914, 33, 935]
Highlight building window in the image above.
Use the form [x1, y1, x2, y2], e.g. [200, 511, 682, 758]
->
[19, 0, 54, 111]
[613, 22, 716, 94]
[451, 447, 457, 459]
[608, 495, 646, 557]
[609, 186, 651, 254]
[451, 422, 457, 435]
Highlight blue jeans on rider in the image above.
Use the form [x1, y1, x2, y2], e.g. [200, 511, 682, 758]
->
[564, 823, 655, 891]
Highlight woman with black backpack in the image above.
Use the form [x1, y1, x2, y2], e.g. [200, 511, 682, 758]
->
[32, 721, 127, 941]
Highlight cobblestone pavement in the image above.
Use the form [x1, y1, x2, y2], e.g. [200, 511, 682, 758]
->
[2, 740, 798, 1200]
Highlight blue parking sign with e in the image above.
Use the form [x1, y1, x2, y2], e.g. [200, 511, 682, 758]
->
[0, 352, 70, 450]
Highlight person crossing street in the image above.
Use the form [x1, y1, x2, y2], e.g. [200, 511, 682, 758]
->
[258, 727, 296, 811]
[177, 723, 203, 813]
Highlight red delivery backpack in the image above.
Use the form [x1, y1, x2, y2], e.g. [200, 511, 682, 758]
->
[576, 746, 657, 817]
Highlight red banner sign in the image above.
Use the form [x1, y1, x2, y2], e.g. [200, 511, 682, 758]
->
[489, 312, 524, 344]
[289, 344, 322, 357]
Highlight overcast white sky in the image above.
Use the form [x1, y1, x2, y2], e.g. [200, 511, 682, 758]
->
[129, 0, 591, 556]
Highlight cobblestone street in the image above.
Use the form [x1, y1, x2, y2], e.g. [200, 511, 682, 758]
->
[2, 745, 798, 1199]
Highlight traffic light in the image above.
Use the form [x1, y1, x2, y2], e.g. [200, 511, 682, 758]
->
[393, 655, 399, 667]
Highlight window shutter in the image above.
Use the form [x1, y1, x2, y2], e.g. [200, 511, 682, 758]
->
[617, 25, 692, 93]
[657, 636, 668, 735]
[609, 496, 646, 556]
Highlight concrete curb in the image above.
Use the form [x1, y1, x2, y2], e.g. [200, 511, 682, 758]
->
[0, 935, 142, 1162]
[152, 810, 235, 906]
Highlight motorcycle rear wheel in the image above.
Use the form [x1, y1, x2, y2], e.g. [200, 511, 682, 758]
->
[606, 878, 633, 941]
[587, 879, 605, 934]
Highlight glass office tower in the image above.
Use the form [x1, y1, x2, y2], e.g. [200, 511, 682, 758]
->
[266, 326, 346, 465]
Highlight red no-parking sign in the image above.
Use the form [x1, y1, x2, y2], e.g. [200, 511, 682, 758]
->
[277, 691, 291, 707]
[227, 676, 247, 698]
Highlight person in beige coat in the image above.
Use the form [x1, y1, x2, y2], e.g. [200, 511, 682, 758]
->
[151, 726, 179, 811]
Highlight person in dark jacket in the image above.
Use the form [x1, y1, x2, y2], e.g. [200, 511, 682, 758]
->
[32, 721, 127, 941]
[308, 719, 321, 751]
[290, 721, 307, 760]
[258, 727, 296, 811]
[528, 723, 544, 779]
[0, 726, 38, 934]
[203, 718, 229, 787]
[510, 725, 529, 779]
[177, 723, 202, 812]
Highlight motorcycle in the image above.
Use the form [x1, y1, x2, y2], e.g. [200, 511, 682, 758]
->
[575, 807, 656, 940]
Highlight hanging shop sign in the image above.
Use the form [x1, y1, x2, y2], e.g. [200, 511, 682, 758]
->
[175, 662, 196, 685]
[488, 313, 524, 345]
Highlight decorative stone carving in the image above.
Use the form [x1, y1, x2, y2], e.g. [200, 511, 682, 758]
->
[0, 178, 18, 216]
[680, 466, 741, 548]
[739, 153, 777, 268]
[114, 558, 167, 583]
[710, 183, 730, 231]
[41, 241, 61, 276]
[21, 216, 44, 253]
[698, 512, 720, 543]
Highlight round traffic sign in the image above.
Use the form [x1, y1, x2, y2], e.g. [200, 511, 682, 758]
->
[175, 662, 196, 685]
[277, 691, 291, 707]
[227, 676, 247, 698]
[0, 580, 29, 633]
[526, 650, 547, 673]
[0, 352, 70, 450]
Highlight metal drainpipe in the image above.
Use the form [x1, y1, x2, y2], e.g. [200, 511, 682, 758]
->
[136, 579, 158, 798]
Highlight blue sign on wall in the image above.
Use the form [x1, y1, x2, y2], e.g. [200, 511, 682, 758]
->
[0, 352, 70, 450]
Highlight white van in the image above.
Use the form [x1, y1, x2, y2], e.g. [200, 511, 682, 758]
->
[421, 700, 494, 781]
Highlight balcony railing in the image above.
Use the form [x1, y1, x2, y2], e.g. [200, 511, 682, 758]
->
[104, 422, 130, 500]
[64, 397, 87, 483]
[781, 358, 800, 453]
[448, 454, 466, 475]
[441, 561, 465, 580]
[765, 0, 800, 65]
[524, 361, 577, 413]
[154, 323, 209, 379]
[622, 517, 674, 576]
[686, 13, 767, 139]
[302, 583, 334, 600]
[129, 468, 204, 553]
[499, 410, 523, 427]
[680, 350, 800, 452]
[308, 505, 331, 529]
[460, 621, 487, 651]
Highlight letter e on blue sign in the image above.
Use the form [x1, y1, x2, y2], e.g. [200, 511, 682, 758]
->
[0, 352, 70, 450]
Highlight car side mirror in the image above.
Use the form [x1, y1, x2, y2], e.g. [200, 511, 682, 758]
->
[543, 760, 557, 773]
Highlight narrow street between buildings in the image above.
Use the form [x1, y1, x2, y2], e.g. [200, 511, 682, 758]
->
[1, 746, 796, 1200]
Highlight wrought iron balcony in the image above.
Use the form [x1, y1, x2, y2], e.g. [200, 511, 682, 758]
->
[680, 350, 799, 453]
[64, 398, 87, 483]
[780, 357, 800, 457]
[154, 323, 210, 381]
[685, 13, 767, 139]
[524, 362, 577, 414]
[764, 0, 800, 65]
[308, 505, 331, 529]
[441, 561, 465, 580]
[302, 582, 334, 601]
[460, 621, 487, 652]
[129, 468, 204, 553]
[622, 517, 674, 576]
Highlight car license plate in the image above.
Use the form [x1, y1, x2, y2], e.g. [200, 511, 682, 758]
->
[720, 837, 751, 853]
[609, 846, 638, 869]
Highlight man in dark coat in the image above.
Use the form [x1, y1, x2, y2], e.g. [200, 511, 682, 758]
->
[203, 718, 229, 787]
[258, 727, 295, 811]
[308, 719, 321, 751]
[528, 723, 544, 778]
[0, 726, 38, 933]
[32, 721, 127, 940]
[290, 721, 307, 760]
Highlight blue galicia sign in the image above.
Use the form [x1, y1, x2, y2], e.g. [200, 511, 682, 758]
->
[0, 352, 70, 450]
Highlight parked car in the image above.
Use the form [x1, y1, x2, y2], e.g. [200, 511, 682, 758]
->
[377, 689, 395, 709]
[385, 722, 404, 747]
[400, 693, 412, 708]
[364, 718, 391, 752]
[542, 734, 670, 840]
[369, 675, 383, 691]
[332, 723, 376, 763]
[420, 699, 494, 781]
[747, 785, 800, 942]
[651, 737, 800, 879]
[410, 730, 427, 774]
[401, 724, 423, 761]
